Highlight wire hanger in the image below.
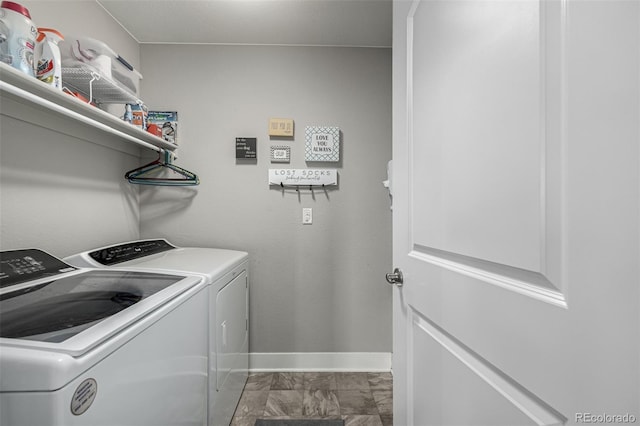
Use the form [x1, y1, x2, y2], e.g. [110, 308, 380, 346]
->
[125, 150, 200, 186]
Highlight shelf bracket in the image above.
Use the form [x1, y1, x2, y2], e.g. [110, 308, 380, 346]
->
[88, 72, 100, 104]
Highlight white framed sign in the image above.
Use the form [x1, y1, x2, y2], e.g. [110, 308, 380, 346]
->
[305, 126, 340, 162]
[269, 169, 338, 186]
[270, 146, 291, 163]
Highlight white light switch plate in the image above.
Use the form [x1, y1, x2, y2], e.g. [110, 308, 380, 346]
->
[302, 208, 313, 224]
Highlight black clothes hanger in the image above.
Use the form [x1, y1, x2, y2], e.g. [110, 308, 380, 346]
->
[125, 150, 200, 186]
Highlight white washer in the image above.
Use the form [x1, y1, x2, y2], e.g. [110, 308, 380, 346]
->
[0, 248, 209, 426]
[64, 239, 249, 426]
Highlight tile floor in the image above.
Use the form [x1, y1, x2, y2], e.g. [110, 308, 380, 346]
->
[231, 372, 393, 426]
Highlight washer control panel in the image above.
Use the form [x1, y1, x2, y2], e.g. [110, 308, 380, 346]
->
[0, 249, 77, 288]
[88, 239, 176, 266]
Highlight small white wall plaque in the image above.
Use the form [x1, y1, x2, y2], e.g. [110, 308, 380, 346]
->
[269, 169, 338, 186]
[305, 126, 340, 162]
[270, 146, 291, 163]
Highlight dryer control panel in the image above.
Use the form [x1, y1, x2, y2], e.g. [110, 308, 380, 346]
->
[88, 239, 176, 266]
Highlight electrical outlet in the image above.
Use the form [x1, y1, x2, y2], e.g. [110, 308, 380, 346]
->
[302, 208, 313, 225]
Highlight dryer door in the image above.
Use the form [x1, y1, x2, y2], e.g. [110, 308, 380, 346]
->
[212, 270, 248, 426]
[215, 270, 248, 391]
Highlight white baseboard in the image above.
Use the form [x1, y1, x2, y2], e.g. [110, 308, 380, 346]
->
[249, 352, 392, 372]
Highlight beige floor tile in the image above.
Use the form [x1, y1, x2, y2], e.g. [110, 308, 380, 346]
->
[336, 372, 371, 390]
[303, 389, 341, 417]
[343, 414, 384, 426]
[337, 390, 378, 416]
[263, 390, 304, 417]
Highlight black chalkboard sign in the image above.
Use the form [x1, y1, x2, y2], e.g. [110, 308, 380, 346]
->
[236, 137, 257, 159]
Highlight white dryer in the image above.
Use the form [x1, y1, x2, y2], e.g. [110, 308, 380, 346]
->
[64, 239, 249, 426]
[0, 248, 209, 426]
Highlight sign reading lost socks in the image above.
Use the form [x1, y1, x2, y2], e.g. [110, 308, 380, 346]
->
[305, 126, 340, 162]
[236, 137, 257, 159]
[269, 169, 338, 186]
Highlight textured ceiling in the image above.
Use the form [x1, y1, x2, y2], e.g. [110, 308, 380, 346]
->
[97, 0, 392, 47]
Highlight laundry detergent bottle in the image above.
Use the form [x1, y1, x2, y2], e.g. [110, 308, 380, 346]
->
[36, 28, 64, 89]
[0, 1, 37, 77]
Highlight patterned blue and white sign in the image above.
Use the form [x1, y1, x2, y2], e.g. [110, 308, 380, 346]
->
[305, 126, 340, 162]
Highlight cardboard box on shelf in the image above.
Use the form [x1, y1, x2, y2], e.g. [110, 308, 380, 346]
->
[147, 111, 178, 144]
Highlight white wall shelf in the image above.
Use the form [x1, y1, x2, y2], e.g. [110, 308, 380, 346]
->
[0, 62, 175, 153]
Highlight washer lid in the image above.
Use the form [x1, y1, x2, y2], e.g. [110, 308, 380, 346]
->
[0, 269, 185, 344]
[0, 269, 205, 392]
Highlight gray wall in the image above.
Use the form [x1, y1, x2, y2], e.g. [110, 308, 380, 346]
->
[0, 1, 142, 256]
[139, 44, 393, 354]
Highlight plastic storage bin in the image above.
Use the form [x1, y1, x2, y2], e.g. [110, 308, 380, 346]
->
[59, 35, 142, 95]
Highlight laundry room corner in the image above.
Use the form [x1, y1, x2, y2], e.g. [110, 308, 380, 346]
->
[138, 44, 393, 369]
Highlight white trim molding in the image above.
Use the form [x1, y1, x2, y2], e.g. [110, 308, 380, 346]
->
[249, 352, 392, 372]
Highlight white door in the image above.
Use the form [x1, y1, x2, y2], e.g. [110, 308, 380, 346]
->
[391, 0, 639, 425]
